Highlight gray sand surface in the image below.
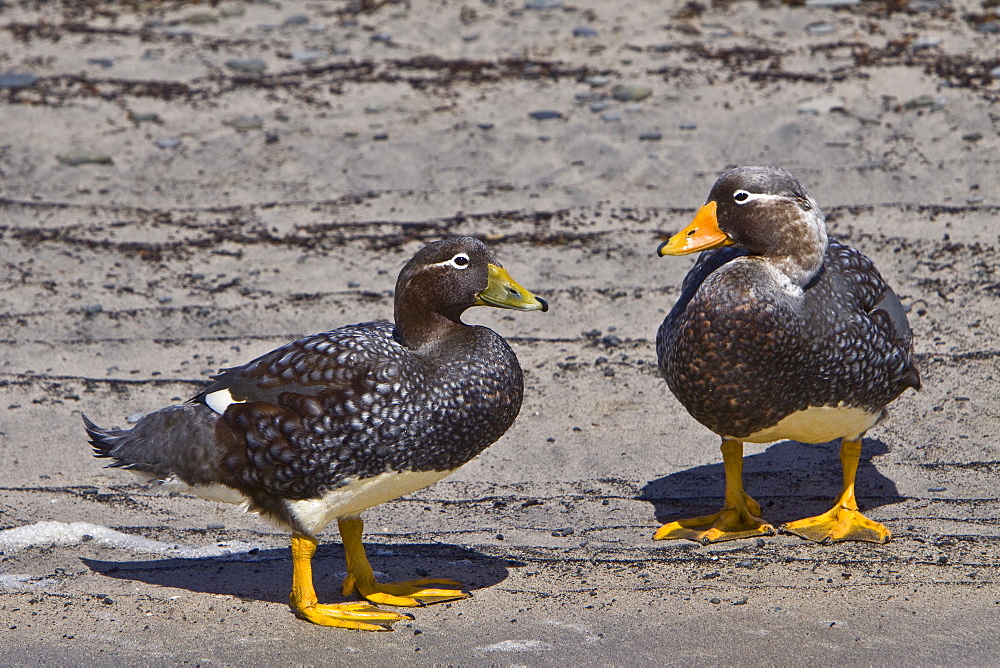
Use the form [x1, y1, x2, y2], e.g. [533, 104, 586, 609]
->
[1, 0, 998, 664]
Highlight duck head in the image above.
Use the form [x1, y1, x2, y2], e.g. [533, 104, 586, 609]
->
[659, 166, 828, 287]
[394, 236, 547, 347]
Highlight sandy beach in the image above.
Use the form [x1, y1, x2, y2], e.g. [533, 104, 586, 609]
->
[1, 0, 998, 664]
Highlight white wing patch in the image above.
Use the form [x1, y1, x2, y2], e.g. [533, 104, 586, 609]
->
[204, 388, 246, 415]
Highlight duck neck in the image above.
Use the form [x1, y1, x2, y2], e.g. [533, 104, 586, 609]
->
[394, 297, 467, 351]
[762, 205, 828, 289]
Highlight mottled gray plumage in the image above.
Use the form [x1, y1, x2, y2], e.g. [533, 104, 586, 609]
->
[657, 166, 920, 439]
[86, 236, 543, 535]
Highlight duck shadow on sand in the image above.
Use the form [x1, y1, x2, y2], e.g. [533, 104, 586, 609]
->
[640, 437, 904, 526]
[83, 543, 520, 605]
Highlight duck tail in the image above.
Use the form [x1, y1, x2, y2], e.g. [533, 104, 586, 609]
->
[82, 405, 226, 484]
[83, 414, 136, 465]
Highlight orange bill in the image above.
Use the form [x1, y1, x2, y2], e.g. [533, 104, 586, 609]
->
[657, 201, 733, 256]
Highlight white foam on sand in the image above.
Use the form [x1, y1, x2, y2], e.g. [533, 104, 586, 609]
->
[0, 574, 57, 590]
[474, 639, 554, 653]
[0, 521, 263, 559]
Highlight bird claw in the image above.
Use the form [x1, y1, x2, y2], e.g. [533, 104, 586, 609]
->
[781, 505, 891, 544]
[343, 575, 469, 607]
[292, 600, 410, 631]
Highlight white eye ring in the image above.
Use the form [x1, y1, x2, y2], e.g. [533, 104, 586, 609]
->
[733, 190, 752, 204]
[438, 253, 470, 269]
[429, 252, 473, 270]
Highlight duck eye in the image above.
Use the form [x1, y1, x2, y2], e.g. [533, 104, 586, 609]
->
[733, 190, 751, 204]
[451, 253, 470, 268]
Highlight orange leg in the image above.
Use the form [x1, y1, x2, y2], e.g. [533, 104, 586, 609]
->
[654, 439, 775, 544]
[339, 516, 469, 607]
[288, 533, 406, 630]
[781, 437, 891, 544]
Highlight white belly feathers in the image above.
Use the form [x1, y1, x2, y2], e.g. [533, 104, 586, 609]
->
[735, 403, 882, 444]
[163, 469, 453, 537]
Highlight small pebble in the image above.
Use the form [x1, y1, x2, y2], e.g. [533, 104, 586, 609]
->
[962, 132, 983, 142]
[709, 598, 721, 605]
[928, 486, 946, 492]
[59, 150, 113, 166]
[586, 75, 609, 87]
[756, 538, 766, 547]
[529, 110, 562, 120]
[129, 112, 161, 123]
[283, 14, 310, 27]
[733, 597, 748, 605]
[477, 122, 495, 130]
[292, 50, 325, 64]
[589, 101, 609, 113]
[602, 367, 615, 377]
[991, 65, 1000, 78]
[154, 138, 181, 149]
[225, 58, 267, 74]
[600, 112, 621, 122]
[372, 32, 392, 43]
[638, 132, 662, 141]
[806, 22, 835, 35]
[937, 555, 948, 564]
[679, 121, 697, 130]
[227, 116, 263, 131]
[551, 527, 575, 537]
[87, 57, 115, 68]
[102, 596, 115, 605]
[207, 523, 226, 530]
[797, 96, 845, 115]
[373, 132, 389, 141]
[736, 559, 754, 568]
[903, 95, 937, 110]
[462, 33, 480, 42]
[185, 12, 218, 25]
[573, 26, 598, 37]
[910, 37, 942, 50]
[525, 0, 561, 9]
[967, 196, 984, 205]
[0, 73, 38, 89]
[805, 0, 859, 6]
[612, 85, 652, 102]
